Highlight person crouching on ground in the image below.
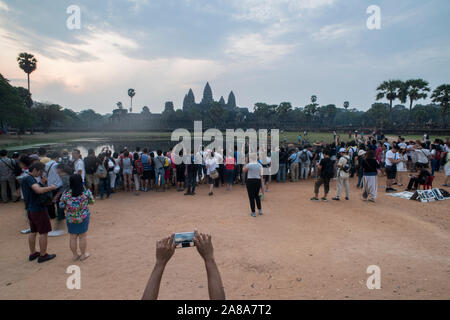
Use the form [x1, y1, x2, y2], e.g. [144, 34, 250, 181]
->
[333, 148, 350, 201]
[22, 162, 58, 263]
[311, 150, 334, 202]
[59, 174, 94, 261]
[405, 163, 431, 191]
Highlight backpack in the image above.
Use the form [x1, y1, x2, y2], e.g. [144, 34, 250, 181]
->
[95, 163, 107, 179]
[299, 151, 308, 163]
[164, 157, 169, 168]
[341, 156, 350, 173]
[134, 159, 144, 174]
[61, 156, 74, 170]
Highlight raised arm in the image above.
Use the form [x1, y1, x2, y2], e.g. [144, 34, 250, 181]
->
[194, 231, 225, 300]
[142, 234, 175, 300]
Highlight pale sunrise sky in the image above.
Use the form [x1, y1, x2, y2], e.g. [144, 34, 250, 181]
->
[0, 0, 449, 114]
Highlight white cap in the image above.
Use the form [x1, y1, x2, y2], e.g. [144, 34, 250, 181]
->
[339, 148, 347, 153]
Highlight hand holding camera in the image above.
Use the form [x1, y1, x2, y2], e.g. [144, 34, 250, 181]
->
[155, 234, 175, 266]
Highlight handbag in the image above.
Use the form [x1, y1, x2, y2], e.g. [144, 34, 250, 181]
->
[95, 164, 107, 179]
[210, 169, 219, 179]
[38, 183, 53, 206]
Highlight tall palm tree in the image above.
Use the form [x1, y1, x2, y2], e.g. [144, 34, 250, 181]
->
[343, 101, 349, 110]
[128, 88, 135, 112]
[431, 84, 450, 128]
[17, 52, 37, 93]
[376, 80, 403, 121]
[401, 79, 430, 112]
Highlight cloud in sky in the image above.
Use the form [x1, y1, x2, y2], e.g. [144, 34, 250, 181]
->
[0, 0, 449, 114]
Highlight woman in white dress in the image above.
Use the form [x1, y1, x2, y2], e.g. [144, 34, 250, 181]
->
[396, 147, 408, 187]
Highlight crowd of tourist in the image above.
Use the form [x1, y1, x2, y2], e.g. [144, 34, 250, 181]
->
[0, 131, 449, 266]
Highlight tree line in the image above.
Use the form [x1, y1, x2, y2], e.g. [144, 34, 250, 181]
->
[1, 52, 449, 133]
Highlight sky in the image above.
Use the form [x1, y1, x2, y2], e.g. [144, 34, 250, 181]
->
[0, 0, 449, 114]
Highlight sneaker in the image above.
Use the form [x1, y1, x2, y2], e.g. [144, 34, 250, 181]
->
[37, 254, 56, 263]
[209, 192, 213, 196]
[251, 212, 257, 217]
[332, 197, 340, 201]
[21, 228, 31, 234]
[29, 252, 40, 261]
[258, 209, 263, 215]
[184, 192, 191, 196]
[48, 230, 65, 237]
[345, 197, 349, 200]
[321, 197, 328, 202]
[368, 198, 376, 203]
[190, 192, 196, 195]
[310, 197, 319, 202]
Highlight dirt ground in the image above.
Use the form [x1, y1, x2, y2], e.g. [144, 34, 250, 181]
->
[0, 173, 449, 300]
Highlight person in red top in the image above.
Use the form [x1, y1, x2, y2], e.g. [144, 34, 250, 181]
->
[224, 152, 235, 191]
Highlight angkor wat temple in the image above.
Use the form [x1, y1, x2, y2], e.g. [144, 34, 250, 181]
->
[110, 82, 244, 130]
[182, 82, 237, 111]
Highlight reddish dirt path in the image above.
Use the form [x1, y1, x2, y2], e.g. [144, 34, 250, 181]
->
[0, 173, 449, 300]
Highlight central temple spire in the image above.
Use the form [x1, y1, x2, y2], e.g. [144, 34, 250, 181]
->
[201, 82, 213, 105]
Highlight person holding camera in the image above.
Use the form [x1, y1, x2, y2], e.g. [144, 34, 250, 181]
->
[22, 162, 58, 263]
[333, 148, 351, 201]
[142, 230, 225, 300]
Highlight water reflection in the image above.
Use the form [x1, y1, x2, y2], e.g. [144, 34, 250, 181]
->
[10, 140, 178, 157]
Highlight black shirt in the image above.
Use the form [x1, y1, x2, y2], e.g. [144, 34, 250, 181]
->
[84, 156, 98, 174]
[362, 159, 380, 175]
[319, 158, 333, 179]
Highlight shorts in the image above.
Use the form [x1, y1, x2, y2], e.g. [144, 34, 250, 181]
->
[385, 165, 397, 180]
[164, 168, 170, 181]
[142, 170, 152, 181]
[28, 210, 52, 234]
[176, 167, 185, 182]
[208, 175, 216, 185]
[123, 169, 132, 175]
[85, 174, 99, 186]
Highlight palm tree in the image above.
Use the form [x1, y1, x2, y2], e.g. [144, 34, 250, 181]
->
[128, 88, 135, 112]
[17, 52, 37, 93]
[376, 80, 403, 121]
[343, 101, 349, 110]
[431, 84, 450, 128]
[401, 79, 430, 113]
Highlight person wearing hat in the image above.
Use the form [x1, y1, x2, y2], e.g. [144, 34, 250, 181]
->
[332, 148, 351, 201]
[356, 149, 366, 189]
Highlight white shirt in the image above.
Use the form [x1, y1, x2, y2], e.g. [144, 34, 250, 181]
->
[45, 159, 62, 188]
[205, 158, 218, 174]
[74, 158, 85, 181]
[415, 149, 430, 164]
[385, 150, 398, 167]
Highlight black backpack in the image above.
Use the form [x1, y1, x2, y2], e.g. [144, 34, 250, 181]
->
[299, 151, 308, 163]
